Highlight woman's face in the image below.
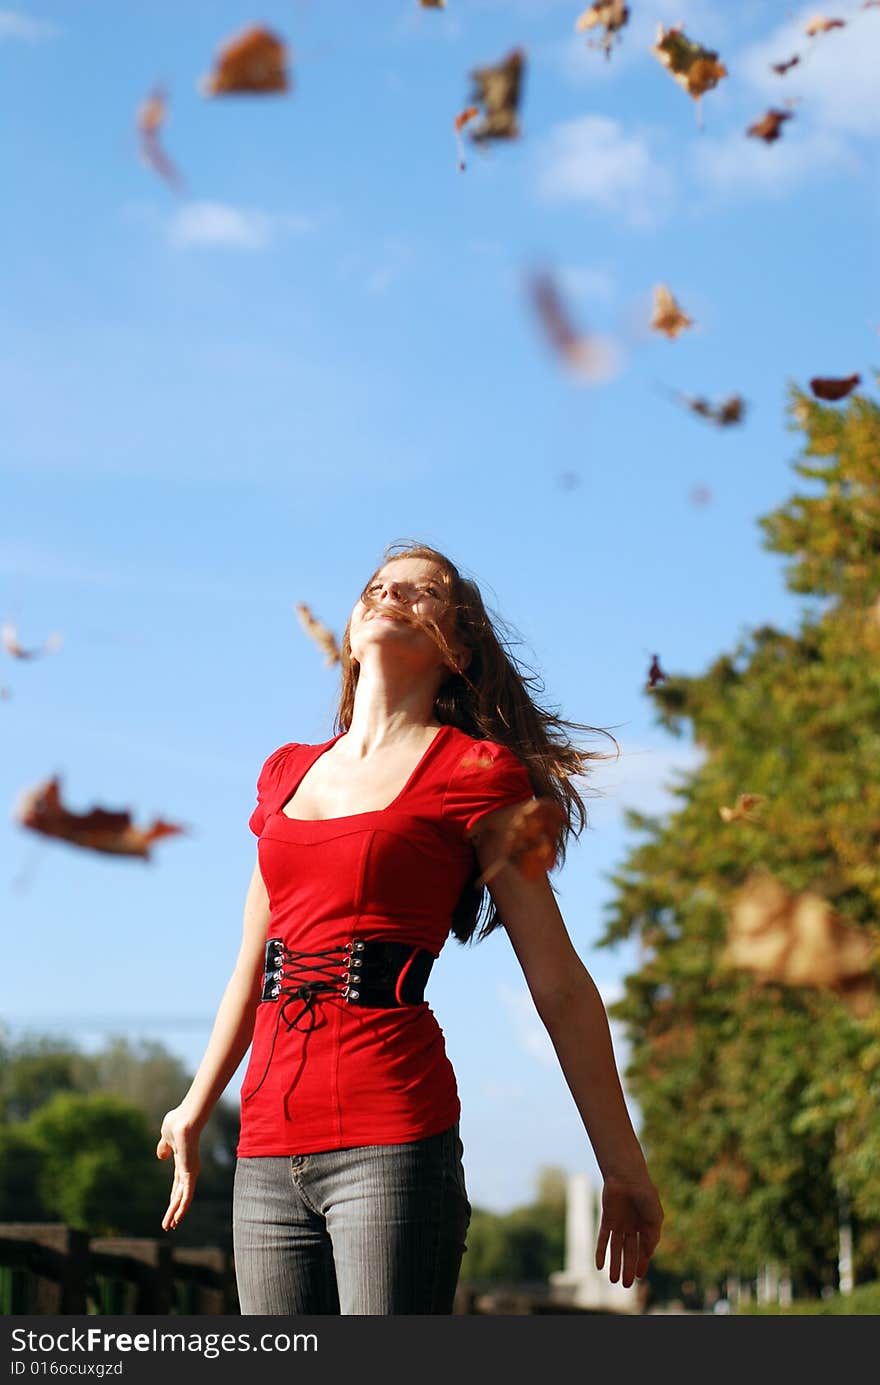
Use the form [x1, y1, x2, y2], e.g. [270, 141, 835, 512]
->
[349, 558, 465, 671]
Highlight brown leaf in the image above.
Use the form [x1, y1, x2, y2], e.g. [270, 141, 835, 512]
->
[2, 621, 62, 660]
[746, 108, 794, 143]
[467, 49, 525, 143]
[719, 792, 767, 824]
[809, 373, 861, 400]
[200, 25, 290, 96]
[13, 776, 186, 859]
[646, 653, 667, 688]
[771, 55, 801, 74]
[475, 797, 564, 886]
[671, 390, 745, 426]
[137, 84, 186, 192]
[651, 284, 694, 339]
[526, 268, 621, 383]
[652, 25, 727, 123]
[721, 873, 877, 1015]
[294, 603, 341, 666]
[574, 1, 630, 58]
[804, 16, 846, 36]
[420, 0, 446, 6]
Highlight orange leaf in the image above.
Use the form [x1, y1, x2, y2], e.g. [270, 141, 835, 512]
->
[475, 798, 564, 886]
[200, 26, 290, 96]
[2, 621, 62, 660]
[137, 84, 186, 192]
[294, 603, 341, 666]
[804, 16, 846, 36]
[13, 776, 186, 859]
[746, 108, 794, 143]
[651, 284, 694, 339]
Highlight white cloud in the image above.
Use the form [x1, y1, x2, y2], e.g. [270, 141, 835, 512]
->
[737, 5, 880, 139]
[534, 115, 675, 228]
[0, 10, 59, 40]
[690, 121, 855, 199]
[168, 202, 313, 250]
[588, 740, 706, 818]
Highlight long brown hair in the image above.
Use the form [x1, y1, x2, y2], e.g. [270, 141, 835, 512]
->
[334, 540, 619, 945]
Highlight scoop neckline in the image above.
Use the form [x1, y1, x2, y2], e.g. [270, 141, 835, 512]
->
[273, 723, 452, 824]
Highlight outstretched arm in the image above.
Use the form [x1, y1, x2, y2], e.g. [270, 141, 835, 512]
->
[471, 809, 664, 1288]
[156, 851, 269, 1231]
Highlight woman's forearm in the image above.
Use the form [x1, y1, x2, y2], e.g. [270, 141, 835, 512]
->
[176, 968, 262, 1130]
[538, 967, 650, 1182]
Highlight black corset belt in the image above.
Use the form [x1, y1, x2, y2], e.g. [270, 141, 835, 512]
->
[243, 937, 437, 1111]
[259, 936, 436, 1031]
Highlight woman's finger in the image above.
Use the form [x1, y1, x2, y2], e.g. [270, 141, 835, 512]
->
[621, 1232, 640, 1288]
[595, 1216, 611, 1271]
[608, 1230, 623, 1284]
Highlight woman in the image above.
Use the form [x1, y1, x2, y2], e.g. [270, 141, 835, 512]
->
[157, 540, 663, 1314]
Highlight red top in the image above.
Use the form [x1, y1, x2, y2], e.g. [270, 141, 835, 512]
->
[236, 723, 534, 1156]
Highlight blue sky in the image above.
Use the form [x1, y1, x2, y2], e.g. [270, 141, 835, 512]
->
[2, 0, 878, 1214]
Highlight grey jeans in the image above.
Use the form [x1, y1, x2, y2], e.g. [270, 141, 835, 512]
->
[232, 1121, 472, 1315]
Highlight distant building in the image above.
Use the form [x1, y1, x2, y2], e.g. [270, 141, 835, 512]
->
[549, 1173, 641, 1313]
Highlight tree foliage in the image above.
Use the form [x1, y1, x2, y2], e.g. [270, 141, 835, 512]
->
[598, 385, 880, 1291]
[0, 1028, 239, 1246]
[462, 1164, 567, 1282]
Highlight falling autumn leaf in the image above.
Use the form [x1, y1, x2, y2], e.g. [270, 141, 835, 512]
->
[668, 389, 746, 427]
[719, 792, 767, 824]
[454, 105, 479, 170]
[2, 622, 62, 660]
[809, 373, 861, 400]
[574, 1, 630, 59]
[652, 25, 727, 126]
[746, 108, 794, 143]
[771, 55, 801, 74]
[295, 602, 342, 666]
[526, 268, 621, 384]
[804, 15, 846, 36]
[689, 483, 713, 507]
[646, 653, 667, 689]
[137, 83, 185, 192]
[200, 25, 290, 96]
[13, 776, 186, 860]
[721, 872, 876, 1017]
[475, 797, 564, 887]
[650, 284, 694, 339]
[467, 48, 525, 144]
[420, 0, 446, 6]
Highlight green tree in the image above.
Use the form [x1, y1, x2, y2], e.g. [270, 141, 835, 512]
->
[0, 1030, 240, 1247]
[461, 1165, 567, 1282]
[24, 1092, 169, 1235]
[0, 1125, 48, 1221]
[598, 385, 880, 1292]
[0, 1029, 97, 1123]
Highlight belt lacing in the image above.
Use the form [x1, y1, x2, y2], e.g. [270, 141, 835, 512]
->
[242, 943, 354, 1104]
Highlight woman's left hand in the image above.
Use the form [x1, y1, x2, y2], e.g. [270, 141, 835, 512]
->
[595, 1173, 664, 1288]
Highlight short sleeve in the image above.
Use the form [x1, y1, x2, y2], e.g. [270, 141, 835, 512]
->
[443, 740, 534, 837]
[248, 743, 299, 837]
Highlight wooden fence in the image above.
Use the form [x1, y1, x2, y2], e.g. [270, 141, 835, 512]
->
[0, 1224, 601, 1315]
[0, 1224, 237, 1315]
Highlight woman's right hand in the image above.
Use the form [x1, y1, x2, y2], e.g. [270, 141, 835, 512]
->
[156, 1107, 202, 1231]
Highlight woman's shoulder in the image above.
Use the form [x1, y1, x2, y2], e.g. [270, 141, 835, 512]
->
[255, 740, 302, 786]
